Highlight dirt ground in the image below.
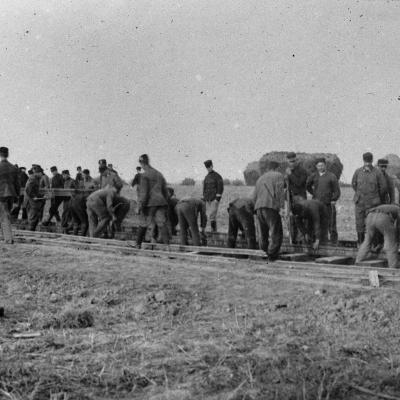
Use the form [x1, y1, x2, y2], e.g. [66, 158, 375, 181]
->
[1, 243, 400, 399]
[122, 185, 356, 241]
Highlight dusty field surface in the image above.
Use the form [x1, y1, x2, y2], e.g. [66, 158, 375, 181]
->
[1, 243, 400, 399]
[123, 185, 356, 240]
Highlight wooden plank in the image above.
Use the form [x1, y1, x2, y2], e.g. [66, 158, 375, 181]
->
[356, 259, 388, 268]
[369, 270, 380, 287]
[315, 256, 353, 265]
[279, 253, 311, 262]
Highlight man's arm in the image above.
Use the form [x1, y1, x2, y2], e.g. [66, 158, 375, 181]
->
[376, 170, 388, 201]
[216, 173, 224, 201]
[351, 169, 358, 192]
[331, 174, 341, 202]
[106, 192, 117, 220]
[138, 176, 149, 210]
[199, 201, 207, 229]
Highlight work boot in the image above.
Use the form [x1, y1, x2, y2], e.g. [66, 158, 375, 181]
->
[136, 227, 147, 249]
[357, 232, 365, 245]
[211, 221, 217, 233]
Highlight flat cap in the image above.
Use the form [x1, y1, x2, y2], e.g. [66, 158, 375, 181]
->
[315, 157, 326, 164]
[50, 166, 57, 172]
[83, 169, 90, 174]
[98, 159, 107, 165]
[62, 170, 70, 175]
[377, 158, 389, 166]
[286, 152, 296, 160]
[363, 152, 373, 162]
[0, 147, 9, 156]
[204, 159, 213, 168]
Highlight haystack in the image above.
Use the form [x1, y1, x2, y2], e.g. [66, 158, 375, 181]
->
[243, 151, 343, 186]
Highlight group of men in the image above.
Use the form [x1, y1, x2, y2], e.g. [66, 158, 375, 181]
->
[0, 146, 399, 267]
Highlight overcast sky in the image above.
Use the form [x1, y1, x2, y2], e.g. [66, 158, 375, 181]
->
[1, 0, 399, 182]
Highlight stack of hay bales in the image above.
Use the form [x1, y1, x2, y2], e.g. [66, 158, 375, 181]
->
[243, 151, 343, 186]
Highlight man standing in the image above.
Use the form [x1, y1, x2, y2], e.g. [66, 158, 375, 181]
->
[25, 167, 46, 231]
[356, 204, 400, 269]
[286, 152, 308, 201]
[377, 159, 395, 204]
[292, 199, 329, 250]
[252, 161, 285, 260]
[11, 166, 28, 220]
[306, 158, 341, 243]
[61, 170, 76, 233]
[175, 198, 207, 246]
[227, 198, 257, 249]
[352, 152, 387, 244]
[131, 166, 142, 194]
[203, 160, 224, 232]
[96, 159, 123, 189]
[82, 169, 97, 190]
[75, 166, 84, 188]
[42, 166, 64, 226]
[0, 147, 20, 243]
[136, 154, 169, 248]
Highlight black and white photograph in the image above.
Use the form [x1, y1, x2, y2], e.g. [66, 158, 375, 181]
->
[1, 1, 400, 399]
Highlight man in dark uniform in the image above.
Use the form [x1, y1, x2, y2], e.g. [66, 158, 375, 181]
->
[377, 159, 395, 204]
[0, 147, 20, 243]
[227, 198, 257, 249]
[136, 154, 169, 248]
[25, 167, 46, 231]
[252, 161, 285, 260]
[69, 192, 89, 236]
[203, 159, 224, 232]
[356, 204, 400, 269]
[82, 169, 97, 190]
[352, 152, 387, 244]
[42, 166, 64, 226]
[75, 166, 84, 188]
[306, 157, 341, 243]
[61, 170, 76, 233]
[285, 152, 308, 243]
[175, 198, 207, 246]
[292, 199, 329, 251]
[11, 166, 28, 220]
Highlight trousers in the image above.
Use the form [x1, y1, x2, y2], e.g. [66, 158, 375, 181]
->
[256, 208, 283, 259]
[0, 198, 13, 243]
[227, 205, 256, 249]
[176, 202, 202, 246]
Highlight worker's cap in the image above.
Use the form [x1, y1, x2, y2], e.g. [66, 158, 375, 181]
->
[204, 159, 213, 168]
[315, 157, 326, 164]
[98, 159, 107, 166]
[50, 166, 58, 172]
[286, 152, 297, 160]
[27, 169, 34, 175]
[139, 154, 149, 164]
[136, 166, 141, 171]
[62, 170, 70, 175]
[0, 147, 9, 157]
[33, 165, 43, 173]
[77, 166, 82, 170]
[107, 163, 113, 168]
[363, 152, 373, 163]
[83, 169, 90, 174]
[377, 158, 389, 166]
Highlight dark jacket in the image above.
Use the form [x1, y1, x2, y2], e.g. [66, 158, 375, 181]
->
[138, 166, 168, 208]
[25, 176, 43, 201]
[64, 177, 76, 190]
[352, 166, 387, 209]
[294, 199, 328, 241]
[51, 173, 64, 189]
[0, 160, 20, 198]
[203, 170, 224, 202]
[228, 198, 254, 215]
[19, 171, 29, 190]
[252, 170, 285, 211]
[176, 198, 207, 228]
[306, 171, 340, 204]
[287, 165, 308, 199]
[131, 173, 141, 188]
[381, 172, 395, 204]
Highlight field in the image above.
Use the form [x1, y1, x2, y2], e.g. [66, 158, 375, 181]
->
[2, 243, 400, 399]
[122, 184, 356, 240]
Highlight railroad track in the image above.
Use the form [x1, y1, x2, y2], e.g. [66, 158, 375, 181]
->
[11, 229, 400, 289]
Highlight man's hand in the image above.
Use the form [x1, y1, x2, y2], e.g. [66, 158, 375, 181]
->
[312, 239, 320, 251]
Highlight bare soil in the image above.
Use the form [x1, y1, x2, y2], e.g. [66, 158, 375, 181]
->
[1, 243, 400, 399]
